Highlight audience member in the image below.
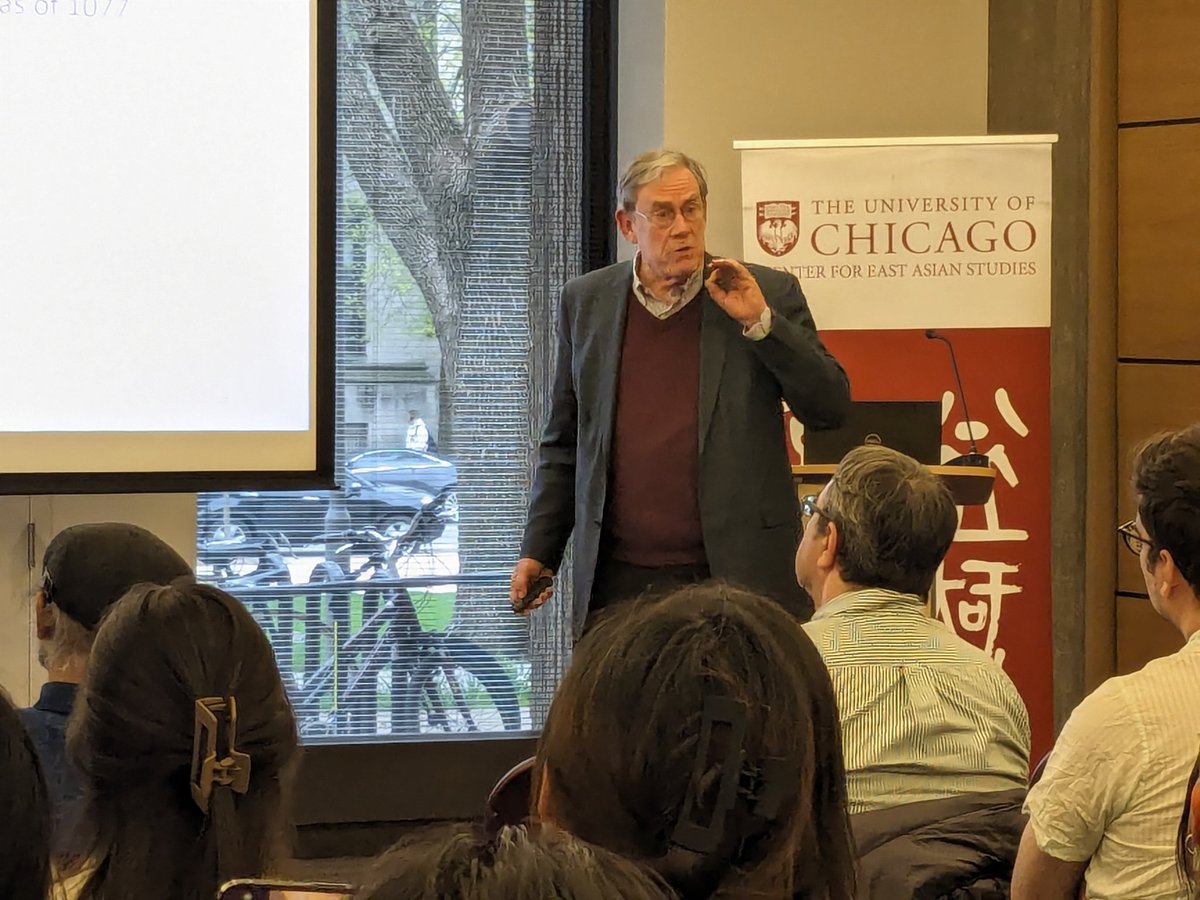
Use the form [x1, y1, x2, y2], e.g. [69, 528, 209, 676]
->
[1013, 425, 1200, 899]
[796, 445, 1030, 812]
[534, 582, 856, 900]
[0, 686, 52, 900]
[1176, 746, 1200, 899]
[20, 523, 192, 858]
[358, 824, 676, 899]
[60, 580, 299, 900]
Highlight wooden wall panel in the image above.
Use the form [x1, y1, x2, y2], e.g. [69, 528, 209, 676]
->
[1110, 0, 1200, 681]
[1086, 0, 1119, 694]
[1117, 123, 1200, 360]
[991, 0, 1120, 725]
[1116, 364, 1200, 592]
[1117, 0, 1200, 124]
[1115, 595, 1183, 674]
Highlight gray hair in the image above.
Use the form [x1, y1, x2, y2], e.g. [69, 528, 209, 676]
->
[617, 149, 709, 211]
[37, 601, 94, 672]
[822, 445, 958, 597]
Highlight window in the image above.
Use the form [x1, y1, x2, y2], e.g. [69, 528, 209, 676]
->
[196, 0, 606, 748]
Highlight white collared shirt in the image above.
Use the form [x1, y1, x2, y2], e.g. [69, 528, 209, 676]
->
[631, 251, 703, 318]
[803, 587, 1031, 814]
[1024, 628, 1200, 900]
[631, 252, 772, 340]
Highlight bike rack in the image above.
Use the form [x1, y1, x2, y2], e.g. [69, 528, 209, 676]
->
[211, 569, 509, 597]
[223, 569, 519, 740]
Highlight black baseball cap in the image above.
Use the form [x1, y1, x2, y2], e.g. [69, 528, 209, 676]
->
[40, 523, 193, 631]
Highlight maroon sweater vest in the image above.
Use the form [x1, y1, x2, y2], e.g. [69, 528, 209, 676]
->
[606, 292, 706, 566]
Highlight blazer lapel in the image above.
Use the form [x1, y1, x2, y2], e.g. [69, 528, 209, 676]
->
[698, 287, 728, 456]
[593, 263, 633, 463]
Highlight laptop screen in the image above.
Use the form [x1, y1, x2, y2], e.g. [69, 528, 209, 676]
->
[802, 400, 943, 465]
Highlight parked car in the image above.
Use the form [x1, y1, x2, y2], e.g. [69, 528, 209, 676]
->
[197, 449, 459, 548]
[197, 483, 434, 547]
[344, 448, 457, 494]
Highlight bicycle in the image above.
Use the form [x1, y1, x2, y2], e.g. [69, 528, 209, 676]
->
[198, 534, 299, 655]
[259, 489, 521, 739]
[199, 488, 522, 740]
[296, 564, 523, 739]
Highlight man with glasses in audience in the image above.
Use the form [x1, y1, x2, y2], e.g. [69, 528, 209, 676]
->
[1013, 425, 1200, 900]
[20, 522, 192, 856]
[511, 148, 850, 635]
[795, 444, 1031, 814]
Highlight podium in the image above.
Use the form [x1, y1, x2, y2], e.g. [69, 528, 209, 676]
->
[791, 463, 996, 506]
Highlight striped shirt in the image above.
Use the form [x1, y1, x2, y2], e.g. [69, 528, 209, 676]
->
[803, 588, 1031, 814]
[1025, 628, 1200, 900]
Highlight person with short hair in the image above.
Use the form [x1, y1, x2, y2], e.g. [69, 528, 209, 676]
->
[60, 580, 299, 900]
[534, 582, 856, 900]
[358, 824, 676, 900]
[20, 522, 193, 858]
[512, 148, 850, 634]
[795, 444, 1031, 813]
[1013, 425, 1200, 900]
[0, 686, 52, 900]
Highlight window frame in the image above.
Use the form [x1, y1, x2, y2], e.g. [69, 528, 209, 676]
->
[286, 0, 617, 839]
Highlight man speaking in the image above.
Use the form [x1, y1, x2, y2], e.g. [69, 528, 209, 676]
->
[511, 149, 849, 635]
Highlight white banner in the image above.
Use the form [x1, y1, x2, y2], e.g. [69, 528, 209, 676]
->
[736, 133, 1057, 759]
[738, 136, 1055, 330]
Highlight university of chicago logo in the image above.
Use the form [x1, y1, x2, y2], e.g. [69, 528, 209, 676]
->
[756, 201, 800, 257]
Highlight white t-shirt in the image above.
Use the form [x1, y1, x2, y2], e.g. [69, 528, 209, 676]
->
[1025, 630, 1200, 899]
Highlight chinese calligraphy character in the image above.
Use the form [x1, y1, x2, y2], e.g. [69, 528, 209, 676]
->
[955, 559, 1022, 666]
[942, 389, 1029, 542]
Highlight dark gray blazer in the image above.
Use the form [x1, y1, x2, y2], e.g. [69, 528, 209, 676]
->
[520, 258, 850, 634]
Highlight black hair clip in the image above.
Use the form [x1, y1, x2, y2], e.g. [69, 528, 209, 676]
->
[671, 695, 747, 855]
[738, 756, 793, 822]
[670, 697, 798, 856]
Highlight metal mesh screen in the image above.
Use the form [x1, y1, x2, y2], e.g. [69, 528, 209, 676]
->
[195, 0, 582, 743]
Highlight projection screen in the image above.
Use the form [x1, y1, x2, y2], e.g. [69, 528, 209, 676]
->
[0, 0, 334, 492]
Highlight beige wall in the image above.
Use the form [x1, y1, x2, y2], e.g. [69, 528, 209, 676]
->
[661, 0, 990, 255]
[0, 494, 196, 704]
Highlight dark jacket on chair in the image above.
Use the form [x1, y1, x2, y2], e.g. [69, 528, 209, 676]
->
[850, 788, 1027, 900]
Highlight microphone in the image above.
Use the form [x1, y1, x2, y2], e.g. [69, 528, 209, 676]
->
[925, 329, 989, 468]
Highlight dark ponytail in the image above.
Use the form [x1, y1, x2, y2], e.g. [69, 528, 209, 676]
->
[0, 688, 52, 900]
[67, 581, 298, 900]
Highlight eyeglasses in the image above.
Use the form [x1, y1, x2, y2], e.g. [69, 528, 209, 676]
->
[799, 494, 840, 530]
[1117, 519, 1148, 556]
[633, 200, 705, 230]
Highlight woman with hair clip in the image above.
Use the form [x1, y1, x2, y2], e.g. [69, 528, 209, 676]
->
[58, 580, 299, 900]
[533, 582, 857, 900]
[0, 686, 53, 900]
[358, 823, 677, 899]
